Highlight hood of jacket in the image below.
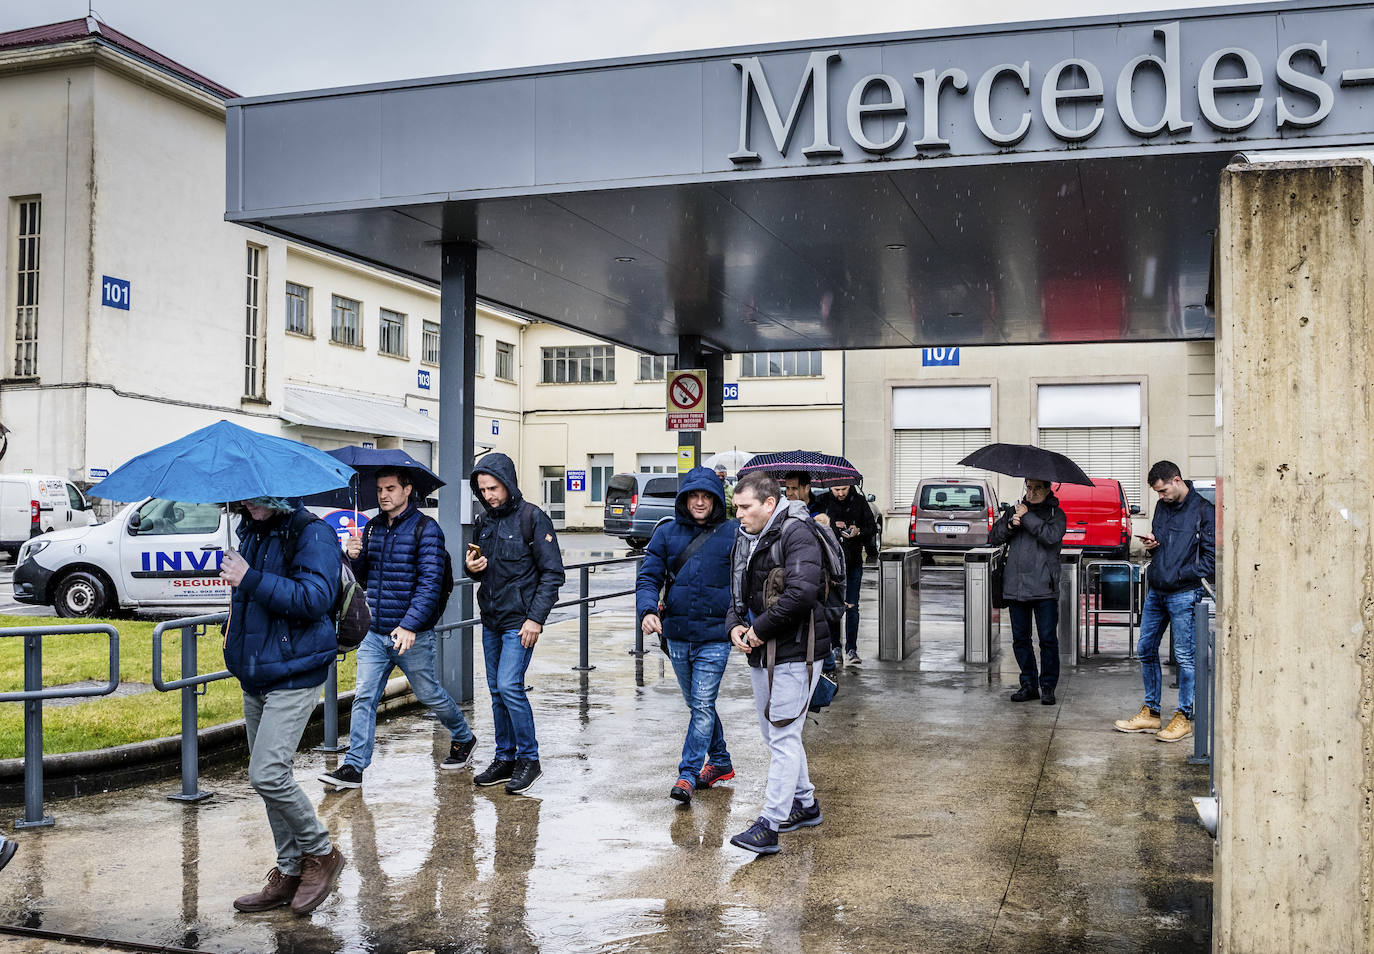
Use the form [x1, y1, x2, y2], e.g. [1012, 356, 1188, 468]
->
[674, 467, 726, 527]
[470, 453, 523, 519]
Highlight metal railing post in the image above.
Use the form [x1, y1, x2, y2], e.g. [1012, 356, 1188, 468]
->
[1188, 598, 1214, 767]
[16, 631, 52, 828]
[573, 566, 595, 671]
[169, 623, 211, 803]
[314, 658, 347, 753]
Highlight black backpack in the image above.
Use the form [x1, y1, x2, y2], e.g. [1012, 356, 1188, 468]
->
[361, 512, 455, 632]
[771, 515, 847, 630]
[284, 510, 371, 652]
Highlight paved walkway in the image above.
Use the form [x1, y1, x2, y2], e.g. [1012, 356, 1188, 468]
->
[0, 566, 1212, 953]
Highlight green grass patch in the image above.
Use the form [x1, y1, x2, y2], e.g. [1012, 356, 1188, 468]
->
[0, 614, 356, 758]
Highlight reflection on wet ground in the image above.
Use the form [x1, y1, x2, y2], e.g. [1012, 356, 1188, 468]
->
[0, 565, 1211, 953]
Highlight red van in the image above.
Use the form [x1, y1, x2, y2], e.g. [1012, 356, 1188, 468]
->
[1052, 478, 1138, 559]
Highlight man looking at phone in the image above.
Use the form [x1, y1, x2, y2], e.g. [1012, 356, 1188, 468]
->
[320, 468, 476, 789]
[465, 453, 566, 795]
[821, 483, 878, 665]
[1113, 460, 1215, 743]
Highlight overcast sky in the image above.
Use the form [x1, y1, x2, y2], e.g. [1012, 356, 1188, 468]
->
[1, 0, 1255, 97]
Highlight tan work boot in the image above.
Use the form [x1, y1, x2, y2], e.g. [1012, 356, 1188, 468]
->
[1156, 711, 1194, 743]
[233, 867, 300, 912]
[1113, 705, 1162, 733]
[290, 847, 344, 915]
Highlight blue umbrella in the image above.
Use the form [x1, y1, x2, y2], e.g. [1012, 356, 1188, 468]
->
[88, 420, 355, 503]
[302, 447, 444, 512]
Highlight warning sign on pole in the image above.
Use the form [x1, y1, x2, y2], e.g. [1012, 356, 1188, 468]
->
[666, 369, 707, 431]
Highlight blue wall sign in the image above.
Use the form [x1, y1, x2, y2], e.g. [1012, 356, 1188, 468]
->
[922, 347, 960, 367]
[723, 382, 739, 401]
[566, 470, 586, 492]
[492, 419, 500, 436]
[88, 468, 109, 479]
[101, 276, 130, 310]
[417, 369, 432, 390]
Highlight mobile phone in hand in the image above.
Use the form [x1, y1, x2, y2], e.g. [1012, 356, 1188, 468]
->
[466, 543, 482, 558]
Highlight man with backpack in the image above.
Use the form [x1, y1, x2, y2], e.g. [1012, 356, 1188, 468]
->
[464, 453, 566, 795]
[725, 472, 838, 855]
[320, 467, 476, 789]
[635, 467, 740, 805]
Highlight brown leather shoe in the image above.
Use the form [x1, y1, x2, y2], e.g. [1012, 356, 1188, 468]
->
[290, 848, 344, 916]
[233, 867, 300, 912]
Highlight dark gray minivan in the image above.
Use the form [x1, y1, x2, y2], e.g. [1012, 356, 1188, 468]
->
[603, 473, 678, 548]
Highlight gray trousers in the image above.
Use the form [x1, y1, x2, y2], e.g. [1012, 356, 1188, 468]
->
[243, 685, 332, 876]
[749, 661, 823, 829]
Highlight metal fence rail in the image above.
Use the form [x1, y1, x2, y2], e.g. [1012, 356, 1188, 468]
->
[0, 623, 121, 827]
[150, 613, 231, 803]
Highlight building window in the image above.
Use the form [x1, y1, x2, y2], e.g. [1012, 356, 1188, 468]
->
[740, 351, 822, 378]
[589, 454, 614, 503]
[379, 308, 406, 357]
[638, 354, 675, 381]
[474, 333, 484, 375]
[637, 453, 675, 474]
[244, 244, 265, 398]
[1037, 383, 1144, 508]
[541, 345, 614, 383]
[891, 386, 993, 505]
[331, 295, 362, 347]
[421, 320, 440, 365]
[13, 198, 40, 377]
[496, 340, 516, 381]
[285, 282, 311, 336]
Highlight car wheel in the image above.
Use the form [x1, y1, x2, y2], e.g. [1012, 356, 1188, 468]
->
[53, 570, 108, 618]
[625, 537, 649, 550]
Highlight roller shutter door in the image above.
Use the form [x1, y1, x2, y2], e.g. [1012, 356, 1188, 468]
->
[892, 428, 992, 507]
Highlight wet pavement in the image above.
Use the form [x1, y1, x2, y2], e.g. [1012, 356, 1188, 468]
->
[0, 563, 1212, 953]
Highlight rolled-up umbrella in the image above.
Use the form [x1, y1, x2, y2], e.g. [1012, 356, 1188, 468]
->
[88, 420, 354, 503]
[957, 443, 1094, 486]
[738, 450, 863, 489]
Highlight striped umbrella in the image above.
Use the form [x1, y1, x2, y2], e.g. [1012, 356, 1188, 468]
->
[737, 450, 863, 489]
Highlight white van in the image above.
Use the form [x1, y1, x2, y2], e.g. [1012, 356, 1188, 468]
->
[13, 497, 235, 617]
[0, 474, 97, 557]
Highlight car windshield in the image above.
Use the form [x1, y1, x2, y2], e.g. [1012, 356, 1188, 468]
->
[920, 485, 986, 511]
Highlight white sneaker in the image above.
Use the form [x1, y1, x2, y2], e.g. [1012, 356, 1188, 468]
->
[846, 650, 862, 667]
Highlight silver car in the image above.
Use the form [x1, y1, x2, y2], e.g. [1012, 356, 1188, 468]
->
[908, 476, 999, 561]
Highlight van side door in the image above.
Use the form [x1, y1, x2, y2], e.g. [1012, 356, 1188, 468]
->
[119, 499, 232, 606]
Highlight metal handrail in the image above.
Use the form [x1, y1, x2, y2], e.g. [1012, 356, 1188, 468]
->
[150, 612, 230, 803]
[151, 613, 230, 692]
[0, 623, 121, 828]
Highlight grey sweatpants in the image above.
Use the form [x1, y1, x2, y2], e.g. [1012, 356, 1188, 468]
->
[749, 661, 824, 829]
[243, 685, 332, 876]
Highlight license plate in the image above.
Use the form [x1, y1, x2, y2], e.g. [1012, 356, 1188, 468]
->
[935, 524, 968, 534]
[611, 507, 624, 515]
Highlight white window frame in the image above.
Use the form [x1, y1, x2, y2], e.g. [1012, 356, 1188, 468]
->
[496, 340, 516, 381]
[421, 320, 441, 366]
[589, 454, 614, 502]
[285, 281, 312, 337]
[740, 351, 823, 378]
[638, 354, 675, 381]
[13, 197, 40, 378]
[331, 295, 362, 348]
[378, 308, 407, 358]
[243, 244, 266, 398]
[541, 345, 612, 383]
[473, 333, 484, 376]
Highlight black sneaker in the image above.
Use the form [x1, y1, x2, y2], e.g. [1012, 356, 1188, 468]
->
[473, 758, 517, 787]
[777, 798, 823, 832]
[319, 763, 363, 788]
[505, 759, 543, 795]
[441, 736, 478, 770]
[1040, 689, 1057, 706]
[1009, 686, 1041, 702]
[729, 816, 780, 855]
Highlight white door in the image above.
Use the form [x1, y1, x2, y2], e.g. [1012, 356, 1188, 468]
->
[120, 499, 233, 605]
[541, 467, 566, 530]
[0, 479, 29, 547]
[64, 483, 96, 529]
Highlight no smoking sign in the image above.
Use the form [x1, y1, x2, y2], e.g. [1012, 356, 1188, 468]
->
[666, 368, 707, 432]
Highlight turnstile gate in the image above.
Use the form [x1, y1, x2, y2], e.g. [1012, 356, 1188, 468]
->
[878, 548, 921, 661]
[963, 548, 1002, 664]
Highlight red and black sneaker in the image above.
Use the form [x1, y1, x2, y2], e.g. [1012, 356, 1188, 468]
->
[669, 778, 694, 804]
[698, 762, 735, 788]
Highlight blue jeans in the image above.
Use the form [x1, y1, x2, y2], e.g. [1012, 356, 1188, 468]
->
[483, 626, 538, 761]
[664, 638, 732, 785]
[1008, 599, 1059, 692]
[843, 562, 864, 653]
[1137, 585, 1202, 718]
[346, 628, 474, 770]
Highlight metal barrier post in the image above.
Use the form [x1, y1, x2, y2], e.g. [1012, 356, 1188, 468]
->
[16, 631, 52, 828]
[169, 624, 211, 803]
[628, 556, 648, 657]
[1187, 598, 1215, 767]
[313, 658, 347, 753]
[574, 566, 595, 671]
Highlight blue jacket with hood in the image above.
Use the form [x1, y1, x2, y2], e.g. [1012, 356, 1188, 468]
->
[350, 500, 445, 634]
[1148, 481, 1216, 592]
[223, 502, 341, 696]
[635, 467, 739, 644]
[469, 453, 566, 632]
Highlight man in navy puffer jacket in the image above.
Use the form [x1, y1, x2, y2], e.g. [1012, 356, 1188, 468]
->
[221, 496, 343, 916]
[636, 467, 740, 804]
[321, 468, 477, 790]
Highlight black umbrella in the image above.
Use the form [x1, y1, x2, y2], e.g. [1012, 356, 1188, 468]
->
[957, 443, 1095, 486]
[301, 447, 444, 512]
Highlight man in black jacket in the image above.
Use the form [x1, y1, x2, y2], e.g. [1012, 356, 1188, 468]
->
[725, 472, 832, 855]
[822, 484, 879, 665]
[1113, 460, 1216, 744]
[464, 454, 566, 794]
[990, 479, 1067, 705]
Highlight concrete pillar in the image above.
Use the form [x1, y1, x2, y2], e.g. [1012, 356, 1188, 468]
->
[1216, 158, 1374, 952]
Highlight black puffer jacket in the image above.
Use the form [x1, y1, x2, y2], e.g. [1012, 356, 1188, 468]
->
[989, 494, 1067, 602]
[469, 453, 566, 632]
[726, 501, 834, 669]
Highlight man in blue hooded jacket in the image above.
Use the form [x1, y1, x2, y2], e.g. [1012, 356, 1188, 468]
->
[465, 453, 566, 795]
[221, 496, 344, 916]
[636, 467, 740, 804]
